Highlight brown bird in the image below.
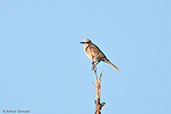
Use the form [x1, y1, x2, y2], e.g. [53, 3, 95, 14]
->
[80, 39, 119, 71]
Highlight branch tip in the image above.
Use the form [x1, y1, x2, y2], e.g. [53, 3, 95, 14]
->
[99, 70, 103, 81]
[92, 82, 96, 86]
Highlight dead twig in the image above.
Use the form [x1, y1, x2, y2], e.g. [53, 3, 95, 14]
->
[92, 64, 105, 114]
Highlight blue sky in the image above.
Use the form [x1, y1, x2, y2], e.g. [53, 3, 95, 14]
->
[0, 0, 171, 114]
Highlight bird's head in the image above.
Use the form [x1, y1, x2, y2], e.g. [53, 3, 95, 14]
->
[80, 39, 92, 45]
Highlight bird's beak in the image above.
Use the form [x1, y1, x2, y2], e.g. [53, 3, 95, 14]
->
[80, 42, 84, 44]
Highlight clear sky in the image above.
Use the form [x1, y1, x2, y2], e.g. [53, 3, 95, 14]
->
[0, 0, 171, 114]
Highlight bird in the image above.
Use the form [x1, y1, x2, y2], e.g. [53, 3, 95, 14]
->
[80, 39, 119, 71]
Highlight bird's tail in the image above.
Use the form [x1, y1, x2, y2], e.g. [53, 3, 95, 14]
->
[104, 59, 119, 71]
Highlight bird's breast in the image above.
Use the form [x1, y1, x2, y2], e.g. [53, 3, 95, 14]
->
[84, 46, 93, 60]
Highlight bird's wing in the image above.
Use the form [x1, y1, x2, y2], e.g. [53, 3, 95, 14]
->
[89, 44, 106, 58]
[89, 45, 99, 57]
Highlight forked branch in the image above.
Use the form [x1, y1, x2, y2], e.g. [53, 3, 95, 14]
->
[92, 65, 105, 114]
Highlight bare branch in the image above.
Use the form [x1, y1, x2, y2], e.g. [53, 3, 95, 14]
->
[92, 64, 105, 114]
[92, 82, 96, 86]
[99, 70, 104, 81]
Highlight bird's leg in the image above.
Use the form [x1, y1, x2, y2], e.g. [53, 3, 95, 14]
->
[91, 61, 94, 70]
[92, 61, 96, 72]
[91, 56, 97, 71]
[91, 61, 100, 71]
[95, 61, 100, 65]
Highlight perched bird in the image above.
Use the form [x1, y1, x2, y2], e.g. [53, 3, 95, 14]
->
[80, 39, 119, 71]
